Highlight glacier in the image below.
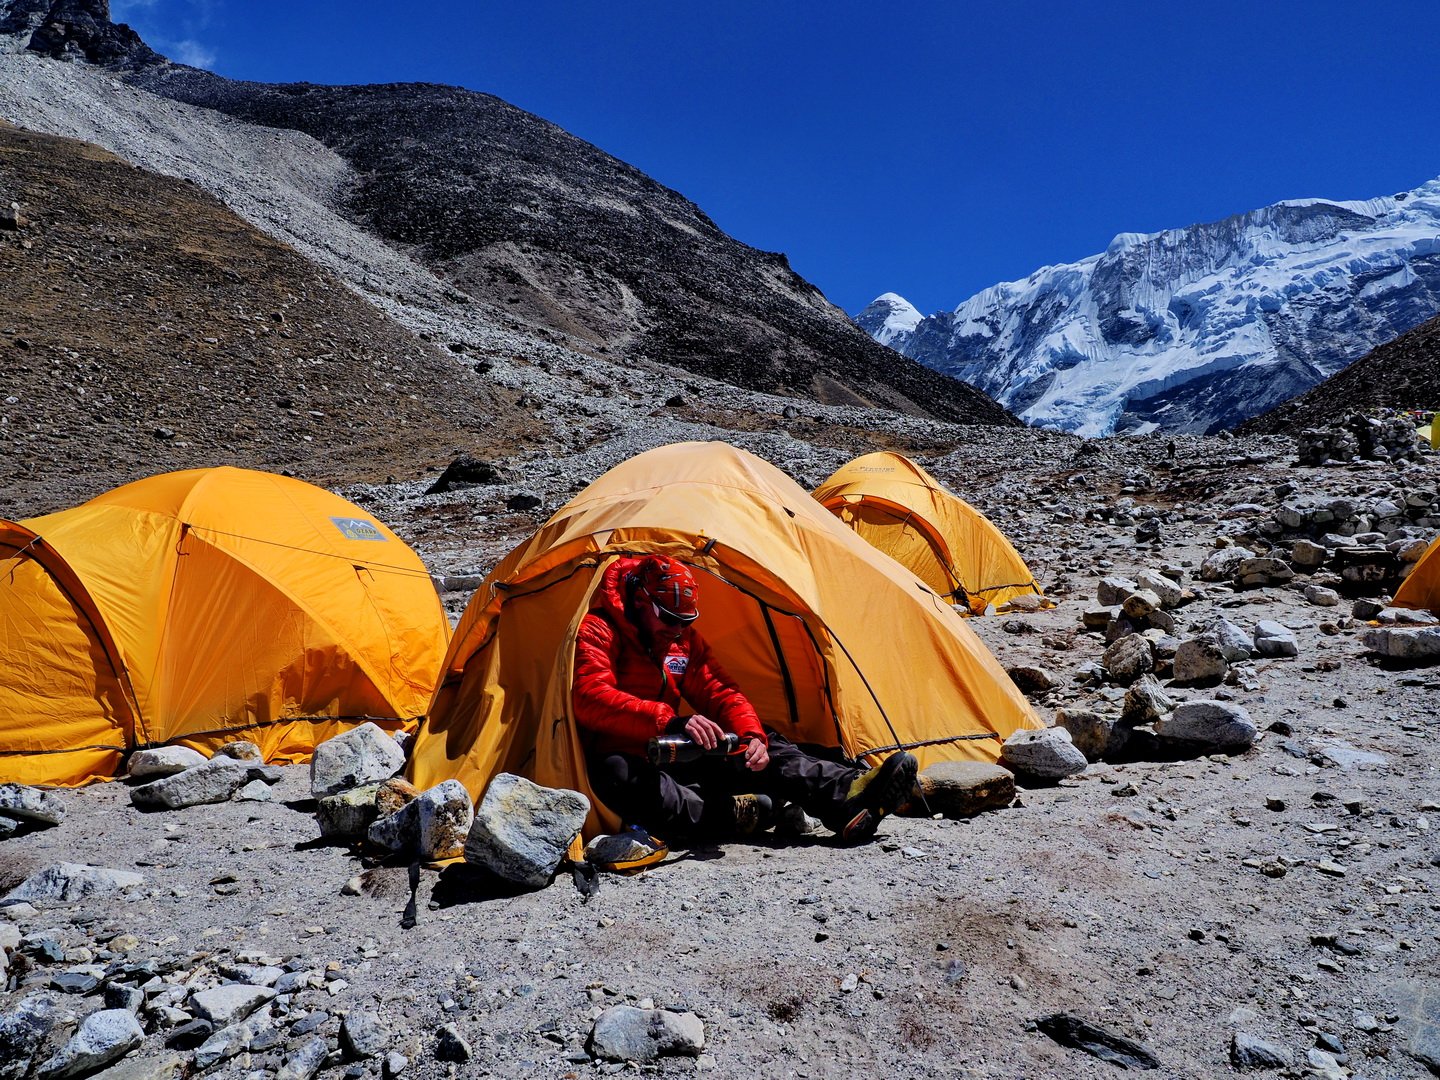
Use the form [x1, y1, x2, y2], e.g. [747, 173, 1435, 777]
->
[860, 178, 1440, 435]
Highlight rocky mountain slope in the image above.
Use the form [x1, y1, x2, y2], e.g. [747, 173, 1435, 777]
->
[1240, 313, 1440, 436]
[0, 0, 1012, 429]
[866, 183, 1440, 436]
[0, 121, 539, 517]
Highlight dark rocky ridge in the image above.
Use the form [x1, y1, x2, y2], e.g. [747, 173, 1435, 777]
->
[0, 0, 158, 65]
[1238, 312, 1440, 434]
[0, 0, 1016, 427]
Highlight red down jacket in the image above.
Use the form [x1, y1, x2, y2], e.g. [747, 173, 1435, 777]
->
[573, 557, 764, 757]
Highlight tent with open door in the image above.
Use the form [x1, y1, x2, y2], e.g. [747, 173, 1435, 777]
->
[407, 441, 1042, 836]
[0, 467, 449, 786]
[812, 451, 1046, 614]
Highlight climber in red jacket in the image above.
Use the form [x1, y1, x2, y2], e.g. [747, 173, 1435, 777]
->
[573, 553, 917, 843]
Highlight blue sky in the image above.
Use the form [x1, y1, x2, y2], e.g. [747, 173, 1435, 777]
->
[112, 1, 1440, 317]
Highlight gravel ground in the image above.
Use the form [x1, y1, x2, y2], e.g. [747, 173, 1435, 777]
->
[4, 440, 1439, 1080]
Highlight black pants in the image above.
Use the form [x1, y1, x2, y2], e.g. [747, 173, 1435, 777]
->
[587, 730, 862, 840]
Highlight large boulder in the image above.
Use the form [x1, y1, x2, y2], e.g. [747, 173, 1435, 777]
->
[1135, 570, 1183, 609]
[4, 864, 143, 904]
[464, 774, 589, 888]
[589, 1006, 705, 1063]
[130, 758, 278, 810]
[0, 784, 65, 825]
[1171, 638, 1228, 686]
[1199, 546, 1254, 582]
[1121, 675, 1176, 726]
[1054, 708, 1126, 763]
[316, 784, 382, 840]
[310, 723, 406, 798]
[0, 996, 62, 1080]
[999, 727, 1087, 780]
[899, 761, 1015, 818]
[1102, 634, 1154, 685]
[1363, 626, 1440, 662]
[35, 1009, 143, 1080]
[1155, 701, 1257, 751]
[368, 780, 474, 861]
[1096, 576, 1138, 605]
[126, 746, 207, 779]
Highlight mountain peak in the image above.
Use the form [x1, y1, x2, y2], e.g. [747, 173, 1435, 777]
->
[854, 293, 922, 347]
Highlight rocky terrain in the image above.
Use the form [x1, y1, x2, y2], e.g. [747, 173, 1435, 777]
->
[4, 429, 1440, 1080]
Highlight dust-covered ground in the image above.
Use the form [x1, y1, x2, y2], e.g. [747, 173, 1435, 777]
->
[4, 432, 1438, 1080]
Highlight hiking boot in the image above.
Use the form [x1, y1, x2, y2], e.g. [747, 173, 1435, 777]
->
[731, 793, 774, 836]
[775, 801, 823, 837]
[894, 772, 933, 817]
[837, 751, 918, 844]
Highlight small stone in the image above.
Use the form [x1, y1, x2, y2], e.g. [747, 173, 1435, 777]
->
[1304, 585, 1340, 607]
[1253, 620, 1299, 659]
[1231, 1030, 1290, 1069]
[130, 758, 275, 810]
[340, 1011, 390, 1059]
[277, 1036, 328, 1080]
[434, 1023, 471, 1063]
[189, 985, 276, 1027]
[164, 1019, 213, 1050]
[1005, 665, 1057, 695]
[382, 1052, 408, 1079]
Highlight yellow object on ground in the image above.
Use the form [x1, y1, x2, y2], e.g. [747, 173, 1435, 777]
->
[812, 451, 1047, 614]
[1420, 423, 1439, 450]
[1393, 535, 1440, 614]
[0, 467, 449, 786]
[408, 441, 1043, 837]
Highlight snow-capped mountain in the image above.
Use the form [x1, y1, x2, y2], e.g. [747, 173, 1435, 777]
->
[867, 180, 1440, 435]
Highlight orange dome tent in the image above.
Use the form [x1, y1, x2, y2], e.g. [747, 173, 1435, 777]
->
[813, 451, 1047, 615]
[0, 467, 449, 786]
[1394, 535, 1440, 614]
[408, 441, 1042, 837]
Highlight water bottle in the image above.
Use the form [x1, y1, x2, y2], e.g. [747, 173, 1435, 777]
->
[646, 733, 741, 765]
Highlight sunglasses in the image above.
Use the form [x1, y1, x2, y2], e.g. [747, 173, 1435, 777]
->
[651, 601, 698, 627]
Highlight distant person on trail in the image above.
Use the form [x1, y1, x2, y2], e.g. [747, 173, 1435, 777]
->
[572, 553, 918, 843]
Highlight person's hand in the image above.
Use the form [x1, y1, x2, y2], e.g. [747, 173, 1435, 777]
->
[684, 714, 726, 750]
[742, 737, 769, 772]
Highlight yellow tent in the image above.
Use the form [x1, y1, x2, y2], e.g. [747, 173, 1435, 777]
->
[1394, 535, 1440, 613]
[0, 467, 449, 787]
[408, 441, 1042, 836]
[1419, 423, 1438, 450]
[812, 451, 1046, 614]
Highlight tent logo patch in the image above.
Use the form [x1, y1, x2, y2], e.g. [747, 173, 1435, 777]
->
[330, 517, 386, 542]
[664, 656, 688, 676]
